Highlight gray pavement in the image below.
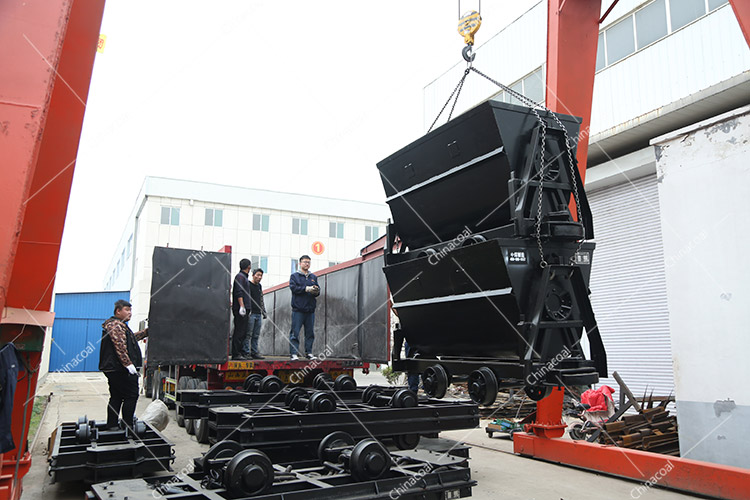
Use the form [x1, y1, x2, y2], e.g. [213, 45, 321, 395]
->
[22, 371, 702, 500]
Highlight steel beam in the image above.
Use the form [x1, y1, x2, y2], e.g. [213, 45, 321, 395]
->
[0, 1, 105, 499]
[545, 0, 602, 182]
[730, 0, 750, 48]
[514, 432, 750, 499]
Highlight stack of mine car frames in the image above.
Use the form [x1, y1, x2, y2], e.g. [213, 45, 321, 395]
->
[47, 416, 174, 483]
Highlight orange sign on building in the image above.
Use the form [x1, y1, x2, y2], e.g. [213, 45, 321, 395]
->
[312, 241, 325, 255]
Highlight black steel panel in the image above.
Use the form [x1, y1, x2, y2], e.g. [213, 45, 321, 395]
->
[258, 292, 275, 355]
[323, 267, 359, 358]
[310, 274, 327, 356]
[377, 100, 581, 249]
[359, 256, 388, 362]
[272, 287, 293, 356]
[148, 247, 231, 365]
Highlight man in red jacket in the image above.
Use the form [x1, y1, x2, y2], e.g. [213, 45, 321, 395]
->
[99, 299, 148, 430]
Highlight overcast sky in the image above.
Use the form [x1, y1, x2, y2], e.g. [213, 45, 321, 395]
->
[55, 0, 539, 293]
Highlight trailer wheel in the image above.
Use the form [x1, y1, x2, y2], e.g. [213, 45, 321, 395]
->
[176, 376, 192, 427]
[185, 379, 203, 435]
[144, 368, 153, 396]
[195, 417, 210, 444]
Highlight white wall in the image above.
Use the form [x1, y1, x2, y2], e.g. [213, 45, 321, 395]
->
[424, 1, 750, 141]
[127, 195, 386, 328]
[652, 105, 750, 468]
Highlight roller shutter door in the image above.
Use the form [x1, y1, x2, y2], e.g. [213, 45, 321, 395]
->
[585, 174, 674, 400]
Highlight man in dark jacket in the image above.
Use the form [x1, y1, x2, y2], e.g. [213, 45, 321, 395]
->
[243, 268, 267, 359]
[289, 254, 320, 360]
[99, 299, 148, 430]
[232, 259, 252, 359]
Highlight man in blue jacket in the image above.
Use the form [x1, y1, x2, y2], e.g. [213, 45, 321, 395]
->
[289, 254, 320, 360]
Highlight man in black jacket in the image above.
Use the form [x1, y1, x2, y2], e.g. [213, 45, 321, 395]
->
[288, 255, 320, 360]
[99, 299, 148, 430]
[243, 268, 267, 359]
[232, 258, 252, 359]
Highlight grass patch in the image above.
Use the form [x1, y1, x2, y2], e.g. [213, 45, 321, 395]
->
[27, 395, 49, 444]
[381, 365, 405, 385]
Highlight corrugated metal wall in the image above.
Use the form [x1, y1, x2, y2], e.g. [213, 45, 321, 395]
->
[586, 174, 674, 398]
[49, 291, 130, 372]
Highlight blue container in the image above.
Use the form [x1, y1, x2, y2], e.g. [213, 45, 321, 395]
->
[49, 291, 130, 372]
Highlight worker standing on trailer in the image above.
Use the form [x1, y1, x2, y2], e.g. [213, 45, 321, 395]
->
[231, 258, 252, 359]
[243, 268, 267, 359]
[99, 299, 148, 430]
[288, 254, 320, 360]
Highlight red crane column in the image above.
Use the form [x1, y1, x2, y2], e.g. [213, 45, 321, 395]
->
[0, 1, 105, 499]
[545, 0, 602, 182]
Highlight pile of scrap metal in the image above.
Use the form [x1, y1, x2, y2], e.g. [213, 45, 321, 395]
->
[86, 433, 476, 499]
[597, 400, 679, 456]
[380, 100, 607, 406]
[47, 416, 174, 483]
[478, 390, 536, 419]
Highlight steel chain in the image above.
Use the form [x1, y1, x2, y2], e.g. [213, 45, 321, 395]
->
[428, 64, 472, 134]
[469, 66, 585, 267]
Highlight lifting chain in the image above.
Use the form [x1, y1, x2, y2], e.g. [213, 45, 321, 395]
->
[467, 67, 584, 268]
[428, 6, 584, 268]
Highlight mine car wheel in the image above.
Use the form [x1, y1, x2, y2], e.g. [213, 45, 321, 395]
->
[350, 439, 391, 481]
[524, 384, 551, 401]
[421, 364, 449, 399]
[284, 387, 308, 408]
[313, 372, 334, 390]
[361, 385, 382, 404]
[391, 389, 418, 408]
[199, 440, 243, 474]
[468, 367, 499, 406]
[259, 375, 283, 393]
[308, 391, 337, 412]
[318, 431, 355, 462]
[393, 433, 420, 450]
[243, 373, 263, 392]
[224, 449, 274, 497]
[333, 374, 357, 391]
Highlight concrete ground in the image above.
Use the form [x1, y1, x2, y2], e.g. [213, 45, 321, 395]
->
[22, 371, 703, 500]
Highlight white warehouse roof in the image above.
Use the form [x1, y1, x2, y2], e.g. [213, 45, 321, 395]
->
[141, 176, 390, 221]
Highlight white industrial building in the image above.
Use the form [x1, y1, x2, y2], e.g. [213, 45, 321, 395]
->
[104, 176, 389, 328]
[425, 0, 749, 467]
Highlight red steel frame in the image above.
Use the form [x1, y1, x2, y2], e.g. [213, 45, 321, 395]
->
[0, 1, 105, 498]
[2, 0, 750, 498]
[514, 2, 750, 498]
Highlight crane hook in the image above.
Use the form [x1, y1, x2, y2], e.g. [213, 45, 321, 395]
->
[458, 10, 481, 62]
[462, 44, 475, 62]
